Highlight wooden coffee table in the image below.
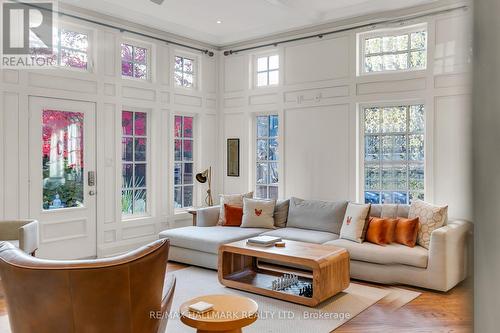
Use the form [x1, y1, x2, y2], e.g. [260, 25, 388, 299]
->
[179, 294, 258, 333]
[218, 239, 350, 307]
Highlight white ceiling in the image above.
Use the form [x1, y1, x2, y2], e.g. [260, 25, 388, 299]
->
[61, 0, 438, 46]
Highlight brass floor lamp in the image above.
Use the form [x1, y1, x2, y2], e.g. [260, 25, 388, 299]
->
[195, 167, 214, 206]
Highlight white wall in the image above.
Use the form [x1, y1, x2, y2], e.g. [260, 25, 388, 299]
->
[219, 7, 472, 220]
[0, 11, 219, 258]
[0, 3, 473, 260]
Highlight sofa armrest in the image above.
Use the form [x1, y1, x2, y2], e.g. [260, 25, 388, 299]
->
[427, 219, 472, 291]
[19, 220, 39, 255]
[195, 206, 220, 227]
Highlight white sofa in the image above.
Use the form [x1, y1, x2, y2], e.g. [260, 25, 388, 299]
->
[159, 202, 471, 291]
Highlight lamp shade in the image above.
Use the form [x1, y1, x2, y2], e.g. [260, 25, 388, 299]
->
[196, 169, 209, 183]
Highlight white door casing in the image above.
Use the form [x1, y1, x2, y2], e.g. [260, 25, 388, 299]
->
[29, 96, 97, 259]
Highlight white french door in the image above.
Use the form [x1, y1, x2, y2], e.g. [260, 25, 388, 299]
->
[29, 96, 97, 259]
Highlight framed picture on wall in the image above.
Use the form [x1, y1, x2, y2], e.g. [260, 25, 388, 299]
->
[227, 138, 240, 177]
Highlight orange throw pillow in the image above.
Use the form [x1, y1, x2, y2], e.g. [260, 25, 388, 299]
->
[385, 218, 398, 244]
[223, 204, 243, 227]
[394, 217, 420, 247]
[365, 217, 390, 245]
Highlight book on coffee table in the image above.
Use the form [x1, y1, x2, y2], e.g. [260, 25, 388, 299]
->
[246, 236, 282, 247]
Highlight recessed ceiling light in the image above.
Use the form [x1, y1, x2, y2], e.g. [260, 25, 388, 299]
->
[216, 20, 222, 24]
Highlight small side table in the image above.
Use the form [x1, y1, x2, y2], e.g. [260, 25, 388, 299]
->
[187, 209, 198, 226]
[180, 294, 258, 333]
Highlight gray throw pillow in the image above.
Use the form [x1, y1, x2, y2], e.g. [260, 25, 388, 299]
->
[274, 199, 290, 228]
[286, 197, 348, 234]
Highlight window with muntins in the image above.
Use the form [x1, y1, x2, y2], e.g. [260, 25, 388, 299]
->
[362, 27, 427, 74]
[121, 110, 148, 216]
[30, 28, 90, 70]
[121, 43, 148, 80]
[256, 55, 279, 87]
[363, 104, 424, 204]
[256, 115, 279, 199]
[174, 56, 195, 88]
[174, 116, 194, 209]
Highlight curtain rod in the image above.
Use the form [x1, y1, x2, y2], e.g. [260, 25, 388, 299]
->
[12, 0, 215, 57]
[223, 5, 468, 56]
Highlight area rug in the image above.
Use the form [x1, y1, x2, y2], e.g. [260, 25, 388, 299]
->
[166, 266, 419, 333]
[0, 267, 420, 333]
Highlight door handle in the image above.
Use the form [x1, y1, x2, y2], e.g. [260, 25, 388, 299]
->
[89, 190, 96, 196]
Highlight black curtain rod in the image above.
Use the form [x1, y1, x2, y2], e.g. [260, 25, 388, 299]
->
[13, 1, 215, 56]
[223, 5, 468, 56]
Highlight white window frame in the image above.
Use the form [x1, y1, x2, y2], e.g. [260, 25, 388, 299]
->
[56, 22, 94, 72]
[121, 107, 151, 220]
[172, 114, 196, 213]
[254, 114, 279, 199]
[30, 21, 94, 72]
[357, 23, 428, 76]
[119, 38, 152, 81]
[254, 53, 280, 88]
[358, 102, 426, 205]
[173, 51, 199, 90]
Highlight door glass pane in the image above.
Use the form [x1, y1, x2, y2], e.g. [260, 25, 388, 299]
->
[42, 110, 84, 210]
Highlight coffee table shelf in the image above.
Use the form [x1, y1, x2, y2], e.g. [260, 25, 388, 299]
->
[218, 239, 350, 307]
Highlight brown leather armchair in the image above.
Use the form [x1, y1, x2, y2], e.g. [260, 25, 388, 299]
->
[0, 239, 176, 333]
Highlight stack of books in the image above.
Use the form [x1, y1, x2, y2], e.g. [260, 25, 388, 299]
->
[246, 236, 282, 247]
[188, 301, 214, 314]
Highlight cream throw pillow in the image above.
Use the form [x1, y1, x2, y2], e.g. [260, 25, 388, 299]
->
[218, 192, 253, 225]
[240, 198, 276, 229]
[339, 203, 371, 243]
[409, 200, 448, 249]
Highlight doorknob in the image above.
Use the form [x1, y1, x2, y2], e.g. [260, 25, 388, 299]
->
[89, 190, 96, 196]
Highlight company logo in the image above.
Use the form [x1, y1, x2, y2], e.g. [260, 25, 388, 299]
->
[1, 0, 57, 68]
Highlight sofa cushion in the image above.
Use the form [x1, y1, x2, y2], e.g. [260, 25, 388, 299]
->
[324, 238, 428, 268]
[370, 204, 410, 218]
[409, 200, 448, 249]
[286, 197, 348, 234]
[339, 203, 371, 243]
[260, 227, 339, 244]
[241, 198, 276, 229]
[273, 199, 290, 228]
[159, 226, 270, 254]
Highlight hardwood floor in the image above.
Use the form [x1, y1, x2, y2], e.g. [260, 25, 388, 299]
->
[0, 262, 472, 332]
[168, 262, 472, 333]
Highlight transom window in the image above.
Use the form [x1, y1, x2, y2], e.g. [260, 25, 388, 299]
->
[256, 115, 279, 199]
[363, 104, 424, 204]
[361, 26, 427, 74]
[121, 43, 149, 80]
[121, 110, 148, 216]
[30, 28, 90, 70]
[256, 55, 279, 87]
[174, 116, 194, 209]
[174, 56, 195, 88]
